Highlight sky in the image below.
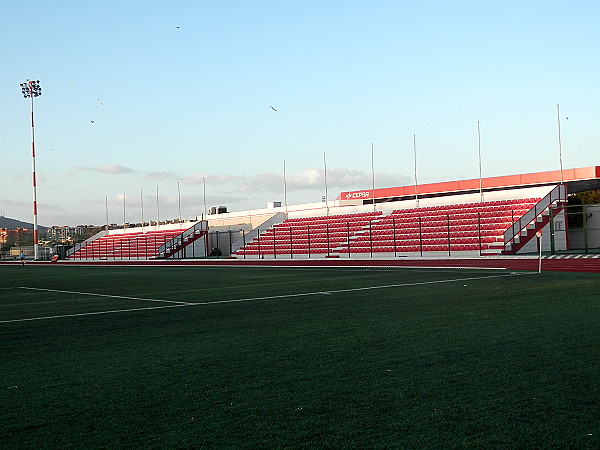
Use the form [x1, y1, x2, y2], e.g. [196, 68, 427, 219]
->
[1, 0, 599, 226]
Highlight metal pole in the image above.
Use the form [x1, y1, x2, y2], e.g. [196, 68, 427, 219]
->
[289, 226, 293, 259]
[371, 142, 376, 212]
[242, 229, 246, 259]
[393, 218, 397, 257]
[242, 229, 247, 259]
[203, 177, 207, 219]
[307, 224, 311, 258]
[177, 181, 182, 225]
[477, 120, 483, 202]
[583, 205, 589, 254]
[30, 93, 38, 259]
[413, 134, 419, 207]
[283, 161, 288, 217]
[478, 212, 482, 256]
[447, 214, 451, 256]
[347, 222, 351, 258]
[557, 104, 564, 184]
[538, 233, 543, 274]
[549, 207, 555, 255]
[123, 193, 126, 231]
[418, 216, 423, 256]
[20, 81, 42, 260]
[257, 228, 261, 259]
[156, 186, 160, 230]
[140, 189, 144, 233]
[323, 152, 329, 216]
[369, 220, 373, 257]
[326, 222, 330, 257]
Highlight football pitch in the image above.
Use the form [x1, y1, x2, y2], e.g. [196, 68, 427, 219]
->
[1, 265, 598, 448]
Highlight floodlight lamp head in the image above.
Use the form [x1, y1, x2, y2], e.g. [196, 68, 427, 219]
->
[20, 80, 41, 98]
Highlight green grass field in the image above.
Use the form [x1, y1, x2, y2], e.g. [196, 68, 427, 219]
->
[1, 265, 598, 448]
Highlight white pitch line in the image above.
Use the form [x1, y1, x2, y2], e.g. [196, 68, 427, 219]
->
[191, 272, 529, 306]
[0, 304, 187, 324]
[2, 272, 530, 324]
[17, 286, 192, 305]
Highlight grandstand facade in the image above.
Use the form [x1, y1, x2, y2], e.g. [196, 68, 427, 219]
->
[66, 166, 600, 261]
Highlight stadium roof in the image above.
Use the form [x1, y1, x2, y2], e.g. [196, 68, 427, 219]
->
[337, 166, 600, 204]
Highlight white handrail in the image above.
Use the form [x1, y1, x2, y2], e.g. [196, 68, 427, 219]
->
[158, 221, 208, 258]
[503, 184, 566, 245]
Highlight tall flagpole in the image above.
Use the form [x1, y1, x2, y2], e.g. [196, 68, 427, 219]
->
[123, 193, 126, 231]
[203, 177, 207, 220]
[371, 143, 376, 212]
[283, 161, 288, 216]
[177, 181, 182, 226]
[140, 189, 145, 233]
[323, 152, 329, 216]
[413, 134, 419, 207]
[156, 186, 160, 230]
[478, 121, 483, 202]
[557, 104, 564, 184]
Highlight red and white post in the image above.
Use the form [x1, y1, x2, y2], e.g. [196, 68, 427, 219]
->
[20, 80, 42, 260]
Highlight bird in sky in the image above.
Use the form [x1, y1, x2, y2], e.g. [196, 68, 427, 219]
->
[90, 120, 95, 123]
[176, 26, 181, 29]
[270, 105, 277, 112]
[98, 98, 104, 106]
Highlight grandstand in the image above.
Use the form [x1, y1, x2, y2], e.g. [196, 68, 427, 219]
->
[65, 166, 600, 260]
[68, 222, 208, 260]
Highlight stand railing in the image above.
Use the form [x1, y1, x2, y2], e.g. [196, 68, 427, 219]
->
[157, 221, 208, 259]
[503, 184, 566, 248]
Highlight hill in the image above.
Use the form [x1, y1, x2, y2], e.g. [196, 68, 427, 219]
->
[0, 216, 48, 231]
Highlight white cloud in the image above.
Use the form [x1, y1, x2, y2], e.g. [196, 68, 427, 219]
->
[146, 171, 177, 180]
[76, 164, 134, 174]
[287, 169, 323, 189]
[179, 173, 238, 186]
[176, 168, 407, 197]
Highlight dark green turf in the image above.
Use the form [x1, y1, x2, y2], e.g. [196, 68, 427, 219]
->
[1, 265, 598, 448]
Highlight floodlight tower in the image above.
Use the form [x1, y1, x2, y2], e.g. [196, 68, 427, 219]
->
[20, 80, 42, 260]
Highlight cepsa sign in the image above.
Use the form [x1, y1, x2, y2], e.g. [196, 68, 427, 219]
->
[344, 191, 372, 200]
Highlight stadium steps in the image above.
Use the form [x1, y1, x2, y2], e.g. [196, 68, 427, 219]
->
[157, 222, 208, 259]
[501, 202, 566, 255]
